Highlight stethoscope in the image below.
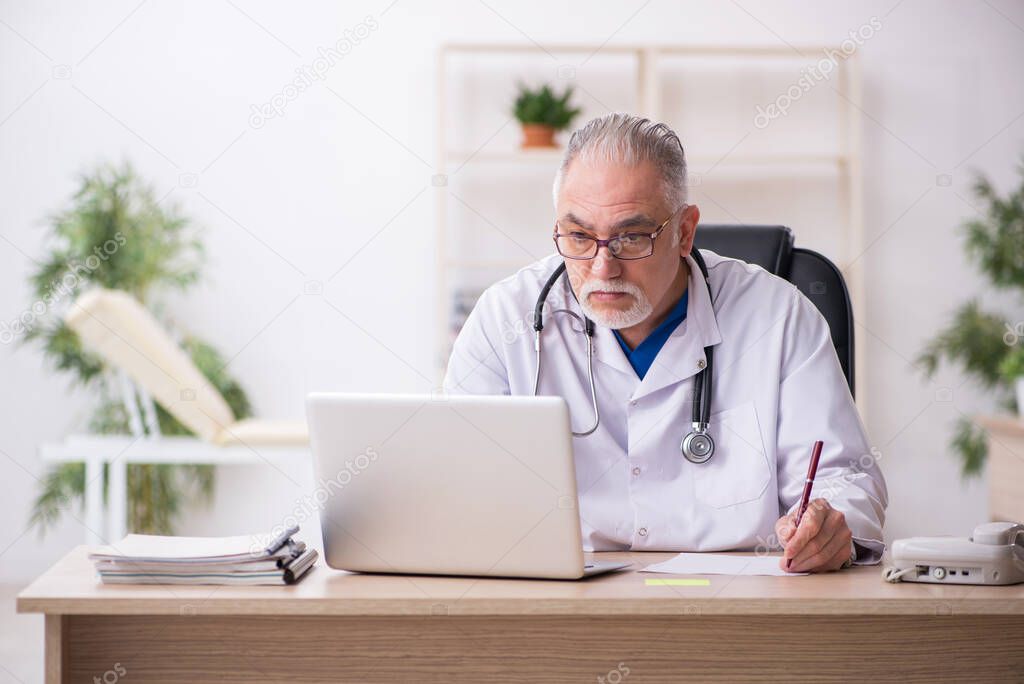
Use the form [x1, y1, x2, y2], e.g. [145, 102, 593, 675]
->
[531, 249, 716, 464]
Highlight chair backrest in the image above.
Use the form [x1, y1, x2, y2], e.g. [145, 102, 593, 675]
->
[693, 224, 855, 398]
[66, 289, 236, 441]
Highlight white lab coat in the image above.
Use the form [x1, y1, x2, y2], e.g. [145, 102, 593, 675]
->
[443, 250, 888, 563]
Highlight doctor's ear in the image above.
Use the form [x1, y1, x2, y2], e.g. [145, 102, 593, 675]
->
[677, 203, 700, 256]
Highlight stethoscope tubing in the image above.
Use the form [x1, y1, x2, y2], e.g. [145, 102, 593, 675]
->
[532, 251, 715, 460]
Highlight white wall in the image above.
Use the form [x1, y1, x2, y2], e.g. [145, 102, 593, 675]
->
[2, 0, 1022, 583]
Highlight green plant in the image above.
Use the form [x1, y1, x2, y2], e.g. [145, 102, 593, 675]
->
[512, 83, 581, 130]
[917, 158, 1024, 476]
[999, 345, 1024, 383]
[23, 162, 252, 535]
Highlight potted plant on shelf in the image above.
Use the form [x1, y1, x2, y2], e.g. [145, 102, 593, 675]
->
[512, 83, 581, 149]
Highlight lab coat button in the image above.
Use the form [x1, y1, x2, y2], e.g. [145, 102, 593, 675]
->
[631, 466, 641, 477]
[638, 527, 648, 537]
[629, 399, 638, 407]
[697, 359, 706, 369]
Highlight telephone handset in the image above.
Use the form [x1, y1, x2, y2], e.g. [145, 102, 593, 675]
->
[884, 521, 1024, 585]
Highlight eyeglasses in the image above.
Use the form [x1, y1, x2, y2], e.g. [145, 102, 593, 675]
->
[552, 211, 678, 261]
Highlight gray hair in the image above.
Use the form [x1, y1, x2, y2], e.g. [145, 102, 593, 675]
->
[552, 113, 688, 208]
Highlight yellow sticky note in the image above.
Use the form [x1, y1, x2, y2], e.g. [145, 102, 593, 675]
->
[644, 578, 711, 586]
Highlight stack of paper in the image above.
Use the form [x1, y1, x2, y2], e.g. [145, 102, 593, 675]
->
[88, 526, 317, 586]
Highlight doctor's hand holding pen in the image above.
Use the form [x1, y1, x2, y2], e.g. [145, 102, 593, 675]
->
[775, 440, 856, 573]
[776, 498, 854, 573]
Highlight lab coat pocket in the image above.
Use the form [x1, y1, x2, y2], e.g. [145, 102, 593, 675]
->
[692, 401, 770, 509]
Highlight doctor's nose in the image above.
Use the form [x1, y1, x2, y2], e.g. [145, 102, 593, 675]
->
[590, 248, 623, 277]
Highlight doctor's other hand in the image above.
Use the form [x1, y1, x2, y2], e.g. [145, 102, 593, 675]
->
[775, 498, 853, 573]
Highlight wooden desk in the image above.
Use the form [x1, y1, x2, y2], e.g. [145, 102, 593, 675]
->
[18, 547, 1024, 683]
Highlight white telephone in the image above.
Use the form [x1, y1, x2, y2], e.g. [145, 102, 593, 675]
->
[883, 521, 1024, 585]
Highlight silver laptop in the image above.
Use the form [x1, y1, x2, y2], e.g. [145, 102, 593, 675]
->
[305, 393, 631, 580]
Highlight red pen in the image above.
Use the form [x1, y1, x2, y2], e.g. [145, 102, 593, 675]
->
[787, 440, 823, 570]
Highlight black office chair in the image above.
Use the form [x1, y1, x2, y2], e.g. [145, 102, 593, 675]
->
[693, 225, 855, 398]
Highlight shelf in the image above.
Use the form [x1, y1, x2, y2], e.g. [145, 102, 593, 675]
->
[691, 154, 848, 167]
[976, 415, 1024, 437]
[441, 43, 837, 58]
[446, 150, 847, 168]
[446, 149, 564, 164]
[444, 258, 543, 270]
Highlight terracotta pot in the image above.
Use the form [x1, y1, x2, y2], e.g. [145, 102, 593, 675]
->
[520, 123, 557, 149]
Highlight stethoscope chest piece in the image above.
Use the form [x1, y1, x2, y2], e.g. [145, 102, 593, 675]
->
[681, 427, 715, 464]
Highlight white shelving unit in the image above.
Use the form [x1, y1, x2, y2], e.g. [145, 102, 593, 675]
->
[435, 43, 864, 402]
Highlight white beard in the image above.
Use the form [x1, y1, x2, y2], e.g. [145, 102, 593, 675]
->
[578, 279, 653, 330]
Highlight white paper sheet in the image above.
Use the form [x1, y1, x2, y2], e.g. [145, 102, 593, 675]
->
[87, 533, 286, 563]
[641, 553, 807, 577]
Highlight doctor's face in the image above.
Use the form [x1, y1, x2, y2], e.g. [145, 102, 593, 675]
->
[555, 159, 698, 331]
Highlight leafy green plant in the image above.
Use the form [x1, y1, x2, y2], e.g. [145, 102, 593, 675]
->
[999, 345, 1024, 383]
[512, 83, 581, 129]
[23, 162, 252, 534]
[917, 158, 1024, 476]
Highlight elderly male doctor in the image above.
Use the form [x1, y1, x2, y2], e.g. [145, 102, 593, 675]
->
[443, 113, 887, 573]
